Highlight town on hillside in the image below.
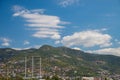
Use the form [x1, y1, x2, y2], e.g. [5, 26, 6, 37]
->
[0, 56, 119, 80]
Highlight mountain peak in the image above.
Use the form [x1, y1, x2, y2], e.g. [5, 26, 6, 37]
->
[40, 45, 54, 50]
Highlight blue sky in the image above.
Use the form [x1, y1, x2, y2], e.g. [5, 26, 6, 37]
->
[0, 0, 120, 56]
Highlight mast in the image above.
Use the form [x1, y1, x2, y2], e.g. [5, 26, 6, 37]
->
[32, 56, 34, 78]
[39, 57, 42, 78]
[25, 57, 27, 79]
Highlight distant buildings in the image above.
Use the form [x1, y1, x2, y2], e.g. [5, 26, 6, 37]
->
[82, 77, 101, 80]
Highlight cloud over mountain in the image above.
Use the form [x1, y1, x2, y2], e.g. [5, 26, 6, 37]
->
[88, 47, 120, 57]
[61, 30, 112, 48]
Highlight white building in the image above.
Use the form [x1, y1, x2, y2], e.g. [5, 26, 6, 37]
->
[82, 77, 102, 80]
[82, 77, 94, 80]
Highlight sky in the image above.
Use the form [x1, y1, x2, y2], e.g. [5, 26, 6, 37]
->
[0, 0, 120, 56]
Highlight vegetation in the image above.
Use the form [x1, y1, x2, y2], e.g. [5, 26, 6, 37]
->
[0, 45, 120, 79]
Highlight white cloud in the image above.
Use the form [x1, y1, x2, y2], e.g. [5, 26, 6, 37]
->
[58, 0, 79, 7]
[72, 47, 81, 50]
[12, 45, 41, 50]
[3, 42, 10, 47]
[12, 47, 30, 50]
[24, 40, 30, 45]
[13, 5, 68, 40]
[0, 38, 11, 47]
[61, 30, 112, 48]
[87, 47, 120, 57]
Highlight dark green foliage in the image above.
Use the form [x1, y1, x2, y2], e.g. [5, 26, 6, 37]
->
[51, 75, 62, 80]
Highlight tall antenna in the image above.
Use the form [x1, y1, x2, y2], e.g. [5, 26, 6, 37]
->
[24, 56, 43, 79]
[32, 56, 34, 78]
[40, 57, 42, 79]
[24, 57, 27, 79]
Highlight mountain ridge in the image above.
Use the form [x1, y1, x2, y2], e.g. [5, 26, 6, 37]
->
[0, 45, 120, 79]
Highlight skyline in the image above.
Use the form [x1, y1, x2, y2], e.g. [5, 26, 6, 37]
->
[0, 0, 120, 56]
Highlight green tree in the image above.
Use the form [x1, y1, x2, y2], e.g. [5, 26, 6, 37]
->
[51, 75, 62, 80]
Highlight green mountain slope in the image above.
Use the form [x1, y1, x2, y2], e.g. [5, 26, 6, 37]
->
[0, 45, 120, 78]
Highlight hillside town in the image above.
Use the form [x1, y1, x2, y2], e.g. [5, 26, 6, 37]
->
[0, 57, 119, 80]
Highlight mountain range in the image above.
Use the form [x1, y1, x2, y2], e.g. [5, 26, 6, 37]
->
[0, 45, 120, 78]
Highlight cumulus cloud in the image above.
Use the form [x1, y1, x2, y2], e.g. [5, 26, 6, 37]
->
[13, 5, 68, 40]
[87, 47, 120, 57]
[58, 0, 79, 7]
[61, 30, 112, 48]
[0, 38, 11, 47]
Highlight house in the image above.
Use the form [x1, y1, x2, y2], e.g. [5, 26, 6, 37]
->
[82, 77, 102, 80]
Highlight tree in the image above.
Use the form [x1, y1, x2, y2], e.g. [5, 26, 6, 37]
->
[51, 75, 62, 80]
